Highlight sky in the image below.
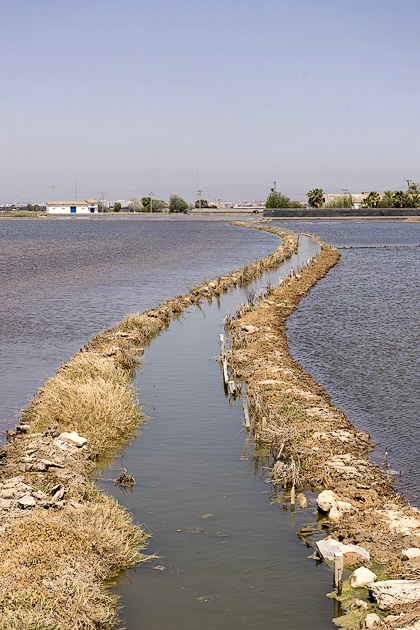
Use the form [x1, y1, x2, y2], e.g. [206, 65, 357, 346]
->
[1, 0, 420, 203]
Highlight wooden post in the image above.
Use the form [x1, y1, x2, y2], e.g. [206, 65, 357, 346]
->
[334, 552, 344, 595]
[222, 357, 229, 385]
[219, 333, 225, 359]
[242, 399, 251, 429]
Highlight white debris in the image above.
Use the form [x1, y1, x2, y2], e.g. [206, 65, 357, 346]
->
[316, 537, 370, 563]
[350, 566, 377, 588]
[57, 431, 87, 447]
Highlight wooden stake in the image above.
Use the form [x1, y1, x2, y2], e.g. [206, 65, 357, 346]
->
[228, 380, 236, 396]
[219, 333, 225, 359]
[334, 552, 344, 595]
[222, 357, 229, 385]
[242, 399, 251, 429]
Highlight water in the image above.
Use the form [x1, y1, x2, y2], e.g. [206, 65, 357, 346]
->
[99, 235, 337, 630]
[0, 218, 279, 434]
[277, 220, 420, 502]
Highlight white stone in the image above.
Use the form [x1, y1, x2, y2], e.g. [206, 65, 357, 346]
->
[18, 494, 36, 508]
[316, 490, 338, 513]
[336, 500, 354, 514]
[402, 548, 420, 560]
[316, 537, 370, 563]
[365, 613, 383, 629]
[370, 580, 420, 609]
[57, 431, 87, 447]
[350, 567, 377, 588]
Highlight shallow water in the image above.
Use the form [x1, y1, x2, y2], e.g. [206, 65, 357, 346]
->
[97, 236, 340, 630]
[0, 218, 279, 435]
[278, 220, 420, 502]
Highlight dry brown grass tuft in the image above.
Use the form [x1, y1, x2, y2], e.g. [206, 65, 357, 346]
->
[0, 492, 149, 630]
[26, 353, 143, 453]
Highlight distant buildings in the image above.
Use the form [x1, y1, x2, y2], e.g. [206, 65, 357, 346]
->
[46, 199, 98, 214]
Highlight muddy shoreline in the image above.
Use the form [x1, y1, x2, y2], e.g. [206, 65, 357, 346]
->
[225, 234, 420, 629]
[0, 225, 297, 629]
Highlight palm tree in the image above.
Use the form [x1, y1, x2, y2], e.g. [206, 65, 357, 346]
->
[365, 191, 380, 208]
[393, 191, 408, 208]
[307, 188, 324, 208]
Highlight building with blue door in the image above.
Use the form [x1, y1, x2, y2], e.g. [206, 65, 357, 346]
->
[46, 199, 98, 214]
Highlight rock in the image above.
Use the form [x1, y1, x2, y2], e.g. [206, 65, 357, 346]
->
[365, 613, 383, 629]
[57, 431, 87, 447]
[350, 567, 377, 588]
[18, 495, 36, 508]
[316, 537, 370, 563]
[16, 424, 30, 434]
[336, 500, 354, 514]
[40, 459, 64, 469]
[402, 548, 420, 560]
[349, 599, 369, 610]
[241, 325, 258, 333]
[329, 500, 355, 522]
[297, 493, 307, 508]
[50, 487, 66, 504]
[329, 505, 344, 522]
[316, 490, 339, 513]
[370, 580, 420, 609]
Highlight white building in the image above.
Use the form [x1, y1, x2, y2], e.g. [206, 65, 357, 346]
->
[46, 199, 98, 214]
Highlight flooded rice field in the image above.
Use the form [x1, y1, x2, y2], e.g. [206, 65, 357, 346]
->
[282, 220, 420, 502]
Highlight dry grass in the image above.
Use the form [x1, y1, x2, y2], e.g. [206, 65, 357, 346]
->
[25, 353, 143, 454]
[0, 492, 149, 630]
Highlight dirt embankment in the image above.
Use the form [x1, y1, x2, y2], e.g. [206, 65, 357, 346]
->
[225, 237, 420, 629]
[0, 224, 297, 629]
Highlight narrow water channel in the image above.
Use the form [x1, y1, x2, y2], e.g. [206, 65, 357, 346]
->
[99, 235, 337, 630]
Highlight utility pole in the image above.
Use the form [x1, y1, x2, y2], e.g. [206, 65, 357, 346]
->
[99, 191, 105, 212]
[149, 192, 153, 213]
[75, 181, 78, 200]
[197, 188, 204, 211]
[271, 181, 276, 192]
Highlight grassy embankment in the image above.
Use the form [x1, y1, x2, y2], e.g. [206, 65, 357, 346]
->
[0, 224, 297, 629]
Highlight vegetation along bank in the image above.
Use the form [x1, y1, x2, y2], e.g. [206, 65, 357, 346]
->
[0, 224, 297, 629]
[225, 229, 420, 630]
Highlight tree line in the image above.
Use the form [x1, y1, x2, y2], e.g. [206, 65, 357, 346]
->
[266, 182, 420, 209]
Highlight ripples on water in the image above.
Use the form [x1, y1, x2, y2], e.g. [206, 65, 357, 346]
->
[281, 220, 420, 502]
[0, 218, 279, 432]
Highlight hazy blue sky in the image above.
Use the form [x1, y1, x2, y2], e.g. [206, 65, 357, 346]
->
[2, 0, 420, 202]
